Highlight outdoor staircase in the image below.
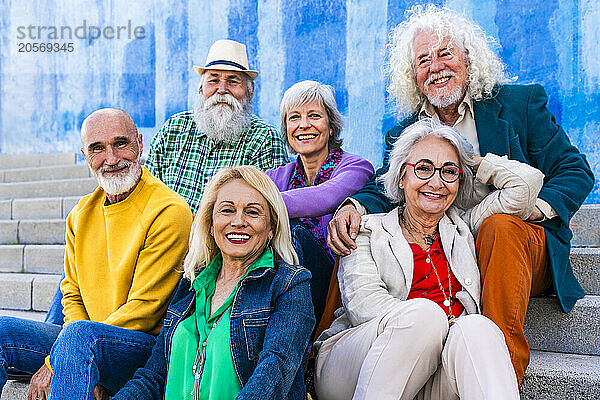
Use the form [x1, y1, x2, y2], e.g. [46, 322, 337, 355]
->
[0, 153, 598, 399]
[0, 153, 97, 399]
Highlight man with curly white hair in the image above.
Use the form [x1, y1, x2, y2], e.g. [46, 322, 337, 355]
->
[327, 4, 594, 383]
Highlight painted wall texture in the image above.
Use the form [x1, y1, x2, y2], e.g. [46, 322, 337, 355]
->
[0, 0, 598, 202]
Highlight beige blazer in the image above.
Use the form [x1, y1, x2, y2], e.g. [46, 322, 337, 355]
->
[315, 153, 544, 349]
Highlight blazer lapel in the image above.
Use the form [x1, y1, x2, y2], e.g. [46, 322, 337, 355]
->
[438, 214, 457, 253]
[473, 96, 510, 157]
[382, 209, 414, 296]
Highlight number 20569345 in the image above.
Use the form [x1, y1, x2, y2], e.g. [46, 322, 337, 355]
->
[18, 42, 74, 52]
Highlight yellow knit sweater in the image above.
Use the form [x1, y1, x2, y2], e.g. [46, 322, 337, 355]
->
[60, 167, 192, 335]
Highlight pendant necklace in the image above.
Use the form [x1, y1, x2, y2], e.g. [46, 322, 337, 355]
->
[400, 210, 456, 322]
[428, 253, 457, 322]
[400, 210, 438, 247]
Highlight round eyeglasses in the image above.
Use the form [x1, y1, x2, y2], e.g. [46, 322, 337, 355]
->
[404, 160, 463, 183]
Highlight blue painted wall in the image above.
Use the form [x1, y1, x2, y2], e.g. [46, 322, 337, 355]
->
[0, 0, 598, 203]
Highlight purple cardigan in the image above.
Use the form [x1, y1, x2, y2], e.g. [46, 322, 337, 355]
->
[266, 151, 374, 234]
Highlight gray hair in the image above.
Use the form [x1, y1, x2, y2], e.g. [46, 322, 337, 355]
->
[183, 166, 298, 282]
[380, 118, 481, 210]
[280, 80, 343, 153]
[386, 4, 511, 113]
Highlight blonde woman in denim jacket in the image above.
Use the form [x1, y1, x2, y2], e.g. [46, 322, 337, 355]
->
[113, 166, 315, 400]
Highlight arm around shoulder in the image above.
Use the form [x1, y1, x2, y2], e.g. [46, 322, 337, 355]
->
[350, 123, 413, 214]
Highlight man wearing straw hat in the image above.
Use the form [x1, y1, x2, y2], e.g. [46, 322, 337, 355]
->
[146, 39, 289, 214]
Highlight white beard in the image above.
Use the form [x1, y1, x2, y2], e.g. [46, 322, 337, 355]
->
[92, 158, 142, 196]
[193, 92, 252, 143]
[425, 72, 466, 108]
[428, 85, 464, 108]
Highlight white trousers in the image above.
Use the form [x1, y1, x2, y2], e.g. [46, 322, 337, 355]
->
[314, 299, 519, 400]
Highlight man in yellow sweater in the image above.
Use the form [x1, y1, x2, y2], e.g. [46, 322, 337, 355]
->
[0, 109, 192, 400]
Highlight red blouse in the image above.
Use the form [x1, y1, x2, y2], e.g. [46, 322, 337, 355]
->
[407, 237, 464, 318]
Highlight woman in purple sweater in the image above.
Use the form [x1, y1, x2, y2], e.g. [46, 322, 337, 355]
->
[266, 81, 374, 322]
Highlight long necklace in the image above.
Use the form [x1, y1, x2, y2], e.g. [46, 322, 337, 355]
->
[400, 212, 456, 322]
[427, 254, 457, 322]
[400, 210, 439, 247]
[191, 312, 225, 399]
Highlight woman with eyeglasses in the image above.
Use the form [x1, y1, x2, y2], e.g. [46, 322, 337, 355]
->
[313, 118, 543, 400]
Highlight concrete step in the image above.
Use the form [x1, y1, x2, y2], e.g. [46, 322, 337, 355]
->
[0, 308, 46, 321]
[0, 244, 65, 274]
[0, 196, 81, 220]
[1, 380, 28, 400]
[571, 204, 600, 247]
[524, 295, 600, 355]
[0, 201, 9, 219]
[0, 247, 592, 311]
[0, 219, 66, 244]
[1, 351, 599, 400]
[0, 153, 76, 169]
[0, 163, 91, 183]
[0, 273, 61, 312]
[520, 350, 600, 399]
[0, 177, 97, 199]
[571, 247, 600, 295]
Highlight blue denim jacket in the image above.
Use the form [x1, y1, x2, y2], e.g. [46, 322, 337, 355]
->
[112, 259, 315, 400]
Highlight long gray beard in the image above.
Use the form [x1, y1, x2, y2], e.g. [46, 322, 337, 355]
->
[92, 159, 142, 196]
[193, 93, 252, 144]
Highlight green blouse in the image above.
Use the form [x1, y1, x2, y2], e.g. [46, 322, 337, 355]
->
[164, 249, 274, 399]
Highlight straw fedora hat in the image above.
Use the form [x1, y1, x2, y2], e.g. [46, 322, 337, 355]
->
[193, 39, 259, 80]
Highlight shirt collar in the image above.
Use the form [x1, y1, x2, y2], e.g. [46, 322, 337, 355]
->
[418, 95, 474, 123]
[192, 247, 274, 292]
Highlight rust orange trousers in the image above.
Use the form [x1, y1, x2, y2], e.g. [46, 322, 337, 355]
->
[316, 214, 552, 384]
[476, 214, 552, 383]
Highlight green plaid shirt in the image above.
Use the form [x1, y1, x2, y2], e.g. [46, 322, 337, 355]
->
[146, 111, 289, 214]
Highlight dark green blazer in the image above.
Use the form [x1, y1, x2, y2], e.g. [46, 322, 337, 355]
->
[353, 84, 595, 312]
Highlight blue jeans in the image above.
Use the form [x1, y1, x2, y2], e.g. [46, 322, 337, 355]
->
[45, 273, 65, 325]
[0, 317, 156, 399]
[290, 220, 335, 324]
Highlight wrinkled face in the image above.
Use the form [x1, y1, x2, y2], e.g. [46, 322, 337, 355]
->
[194, 70, 253, 144]
[81, 117, 142, 195]
[286, 100, 330, 160]
[202, 69, 252, 105]
[413, 31, 468, 109]
[211, 179, 273, 266]
[400, 136, 460, 218]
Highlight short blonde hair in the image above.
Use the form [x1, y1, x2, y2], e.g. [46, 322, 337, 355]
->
[183, 166, 298, 282]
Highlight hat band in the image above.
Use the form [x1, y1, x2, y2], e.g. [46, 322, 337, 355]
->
[205, 60, 248, 71]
